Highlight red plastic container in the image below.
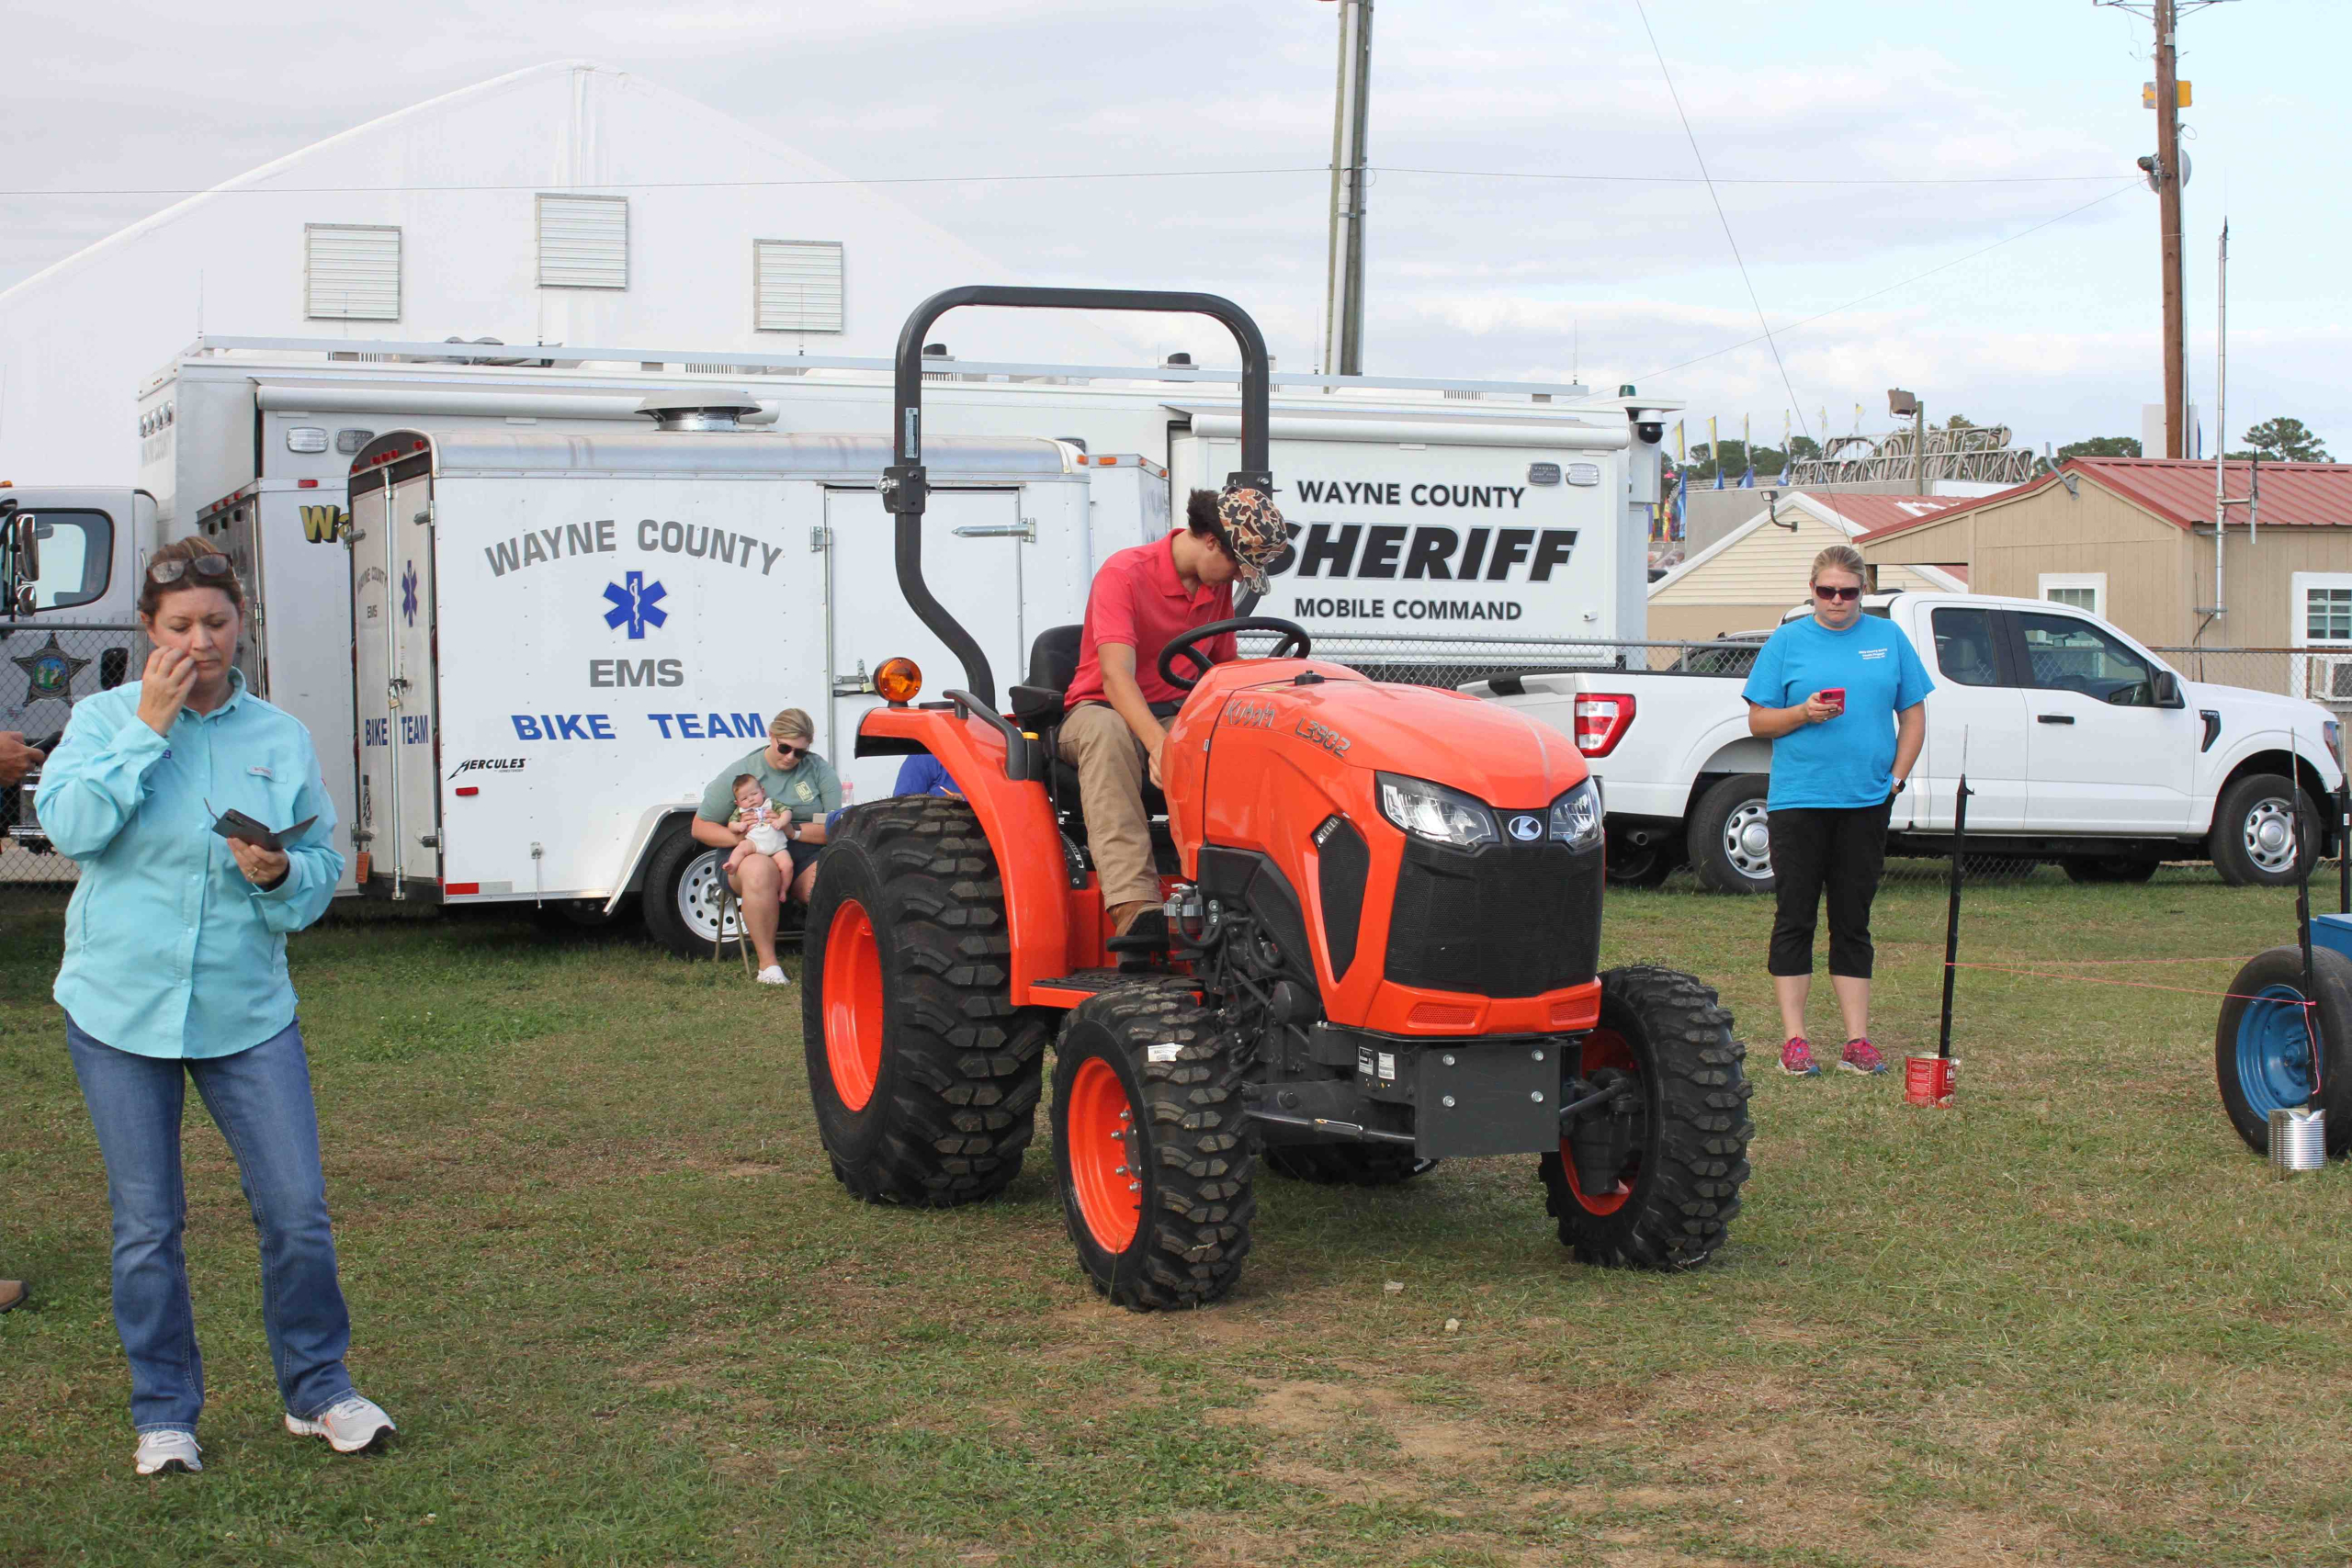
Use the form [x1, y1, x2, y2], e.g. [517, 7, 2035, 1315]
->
[1905, 1055, 1957, 1108]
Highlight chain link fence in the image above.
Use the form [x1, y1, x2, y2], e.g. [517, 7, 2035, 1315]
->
[2, 620, 139, 885]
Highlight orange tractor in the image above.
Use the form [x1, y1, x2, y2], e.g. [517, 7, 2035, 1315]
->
[805, 288, 1752, 1310]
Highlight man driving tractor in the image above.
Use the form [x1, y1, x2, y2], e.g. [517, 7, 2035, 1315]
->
[1057, 487, 1288, 938]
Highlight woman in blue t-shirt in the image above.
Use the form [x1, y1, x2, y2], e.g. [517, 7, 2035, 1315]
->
[1739, 545, 1933, 1078]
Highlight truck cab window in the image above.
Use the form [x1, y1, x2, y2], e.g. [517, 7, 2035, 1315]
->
[1929, 606, 2001, 687]
[19, 510, 112, 611]
[2018, 611, 2156, 706]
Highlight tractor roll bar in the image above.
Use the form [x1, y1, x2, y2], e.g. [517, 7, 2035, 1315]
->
[882, 285, 1274, 706]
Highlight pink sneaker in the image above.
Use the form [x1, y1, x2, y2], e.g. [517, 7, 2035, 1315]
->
[1779, 1037, 1819, 1077]
[1840, 1037, 1888, 1075]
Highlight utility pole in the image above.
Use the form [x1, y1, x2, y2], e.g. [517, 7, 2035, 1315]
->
[1321, 0, 1373, 377]
[2099, 0, 2235, 457]
[2154, 0, 2186, 457]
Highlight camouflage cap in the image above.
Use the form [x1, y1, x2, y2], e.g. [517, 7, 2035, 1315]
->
[1215, 487, 1287, 595]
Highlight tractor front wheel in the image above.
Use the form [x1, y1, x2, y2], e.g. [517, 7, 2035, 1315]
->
[1051, 980, 1256, 1311]
[1540, 964, 1752, 1269]
[801, 797, 1053, 1206]
[2214, 944, 2352, 1156]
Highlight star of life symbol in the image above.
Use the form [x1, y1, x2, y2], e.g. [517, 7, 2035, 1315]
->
[603, 571, 669, 639]
[400, 562, 420, 627]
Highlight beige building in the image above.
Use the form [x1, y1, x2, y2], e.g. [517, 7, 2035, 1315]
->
[1647, 491, 1964, 642]
[1858, 458, 2352, 651]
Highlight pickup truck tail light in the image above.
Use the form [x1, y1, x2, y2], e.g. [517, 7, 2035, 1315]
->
[1573, 694, 1636, 757]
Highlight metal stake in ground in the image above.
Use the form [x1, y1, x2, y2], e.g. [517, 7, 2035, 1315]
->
[2335, 778, 2347, 917]
[1938, 773, 1972, 1062]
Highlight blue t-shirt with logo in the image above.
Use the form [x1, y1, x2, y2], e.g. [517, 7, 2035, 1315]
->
[1741, 614, 1934, 809]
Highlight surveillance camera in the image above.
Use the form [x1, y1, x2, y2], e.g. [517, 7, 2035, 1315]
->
[1635, 422, 1664, 445]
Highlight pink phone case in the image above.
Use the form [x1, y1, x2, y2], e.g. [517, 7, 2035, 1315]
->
[1821, 687, 1846, 712]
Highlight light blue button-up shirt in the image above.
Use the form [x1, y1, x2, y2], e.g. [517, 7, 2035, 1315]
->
[36, 670, 342, 1059]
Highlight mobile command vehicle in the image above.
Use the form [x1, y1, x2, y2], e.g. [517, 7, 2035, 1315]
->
[1470, 591, 2345, 891]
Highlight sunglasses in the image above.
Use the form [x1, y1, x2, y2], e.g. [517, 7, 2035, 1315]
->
[1813, 583, 1863, 603]
[770, 740, 808, 758]
[148, 555, 236, 587]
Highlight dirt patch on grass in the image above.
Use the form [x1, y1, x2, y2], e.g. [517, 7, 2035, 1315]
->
[1215, 1376, 1505, 1470]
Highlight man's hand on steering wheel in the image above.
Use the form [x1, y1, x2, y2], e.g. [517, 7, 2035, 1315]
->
[1157, 616, 1314, 692]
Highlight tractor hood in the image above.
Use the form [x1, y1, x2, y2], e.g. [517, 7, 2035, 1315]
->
[1206, 662, 1592, 809]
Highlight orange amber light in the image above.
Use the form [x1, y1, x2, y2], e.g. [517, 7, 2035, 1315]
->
[875, 656, 923, 706]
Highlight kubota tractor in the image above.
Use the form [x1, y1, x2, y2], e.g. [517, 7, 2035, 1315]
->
[804, 287, 1752, 1310]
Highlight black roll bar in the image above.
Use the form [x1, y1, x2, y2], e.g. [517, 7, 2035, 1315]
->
[881, 285, 1275, 706]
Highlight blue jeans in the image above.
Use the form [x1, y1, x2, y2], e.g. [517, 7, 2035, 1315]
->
[67, 1016, 356, 1435]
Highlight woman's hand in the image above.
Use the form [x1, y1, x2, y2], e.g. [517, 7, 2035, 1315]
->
[1800, 693, 1840, 725]
[137, 649, 198, 736]
[228, 838, 289, 889]
[771, 806, 795, 829]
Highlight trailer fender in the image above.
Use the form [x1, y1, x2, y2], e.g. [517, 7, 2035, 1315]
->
[606, 800, 701, 914]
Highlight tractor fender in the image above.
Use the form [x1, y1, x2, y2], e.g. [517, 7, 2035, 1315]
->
[856, 703, 1071, 999]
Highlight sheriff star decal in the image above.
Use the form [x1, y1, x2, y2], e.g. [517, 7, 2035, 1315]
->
[9, 634, 91, 709]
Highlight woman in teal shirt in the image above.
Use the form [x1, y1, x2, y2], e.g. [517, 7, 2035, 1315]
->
[37, 538, 394, 1476]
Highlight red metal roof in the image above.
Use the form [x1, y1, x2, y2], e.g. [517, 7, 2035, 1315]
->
[1856, 457, 2352, 543]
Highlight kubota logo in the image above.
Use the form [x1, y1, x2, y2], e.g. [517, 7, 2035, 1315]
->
[1508, 814, 1544, 841]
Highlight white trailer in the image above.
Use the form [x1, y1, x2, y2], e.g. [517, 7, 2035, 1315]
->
[342, 410, 1093, 953]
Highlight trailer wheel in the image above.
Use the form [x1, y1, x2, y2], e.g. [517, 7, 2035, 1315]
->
[1687, 775, 1775, 895]
[1541, 964, 1752, 1269]
[1261, 1144, 1439, 1186]
[640, 828, 745, 959]
[2210, 773, 2320, 887]
[2214, 944, 2352, 1156]
[802, 797, 1052, 1206]
[1052, 978, 1255, 1311]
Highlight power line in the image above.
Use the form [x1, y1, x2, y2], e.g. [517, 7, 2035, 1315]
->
[1633, 0, 1814, 453]
[0, 164, 2145, 200]
[1632, 181, 2142, 384]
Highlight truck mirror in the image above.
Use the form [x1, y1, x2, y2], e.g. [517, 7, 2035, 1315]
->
[7, 512, 38, 607]
[2151, 670, 2184, 708]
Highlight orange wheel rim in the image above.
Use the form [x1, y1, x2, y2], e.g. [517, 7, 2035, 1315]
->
[1067, 1056, 1142, 1251]
[822, 900, 884, 1111]
[1561, 1027, 1638, 1216]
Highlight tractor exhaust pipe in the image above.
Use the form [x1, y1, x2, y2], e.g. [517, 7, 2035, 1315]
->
[883, 286, 1275, 706]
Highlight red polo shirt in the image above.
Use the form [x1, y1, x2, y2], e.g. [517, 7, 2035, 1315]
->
[1063, 531, 1236, 706]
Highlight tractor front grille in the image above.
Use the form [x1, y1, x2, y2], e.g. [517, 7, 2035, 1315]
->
[1383, 837, 1601, 998]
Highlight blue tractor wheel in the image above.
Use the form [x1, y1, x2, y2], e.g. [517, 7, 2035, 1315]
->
[2215, 944, 2352, 1156]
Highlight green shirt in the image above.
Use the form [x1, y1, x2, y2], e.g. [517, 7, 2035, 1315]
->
[697, 746, 841, 827]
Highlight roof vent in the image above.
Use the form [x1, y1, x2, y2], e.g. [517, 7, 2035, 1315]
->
[636, 394, 762, 432]
[1162, 352, 1193, 367]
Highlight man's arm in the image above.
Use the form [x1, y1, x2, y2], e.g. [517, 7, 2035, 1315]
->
[0, 731, 43, 788]
[1893, 701, 1927, 786]
[1099, 643, 1169, 785]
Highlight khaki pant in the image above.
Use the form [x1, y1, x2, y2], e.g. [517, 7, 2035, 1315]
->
[1058, 702, 1158, 908]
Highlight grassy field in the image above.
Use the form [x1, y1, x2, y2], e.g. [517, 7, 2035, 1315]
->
[6, 869, 2352, 1567]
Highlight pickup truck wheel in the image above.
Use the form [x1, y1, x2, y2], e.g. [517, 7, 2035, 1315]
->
[1687, 775, 1775, 895]
[2210, 773, 2319, 887]
[2063, 854, 2159, 885]
[2214, 945, 2352, 1156]
[1604, 829, 1678, 888]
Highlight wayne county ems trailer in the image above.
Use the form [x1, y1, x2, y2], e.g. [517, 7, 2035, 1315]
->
[343, 419, 1089, 953]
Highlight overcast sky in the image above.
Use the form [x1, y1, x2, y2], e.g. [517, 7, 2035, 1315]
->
[4, 0, 2342, 457]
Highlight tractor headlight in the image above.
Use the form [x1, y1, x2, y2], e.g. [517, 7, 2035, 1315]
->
[1377, 773, 1499, 849]
[1549, 777, 1604, 852]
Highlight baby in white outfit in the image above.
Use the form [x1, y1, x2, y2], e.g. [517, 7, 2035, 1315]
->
[725, 775, 793, 872]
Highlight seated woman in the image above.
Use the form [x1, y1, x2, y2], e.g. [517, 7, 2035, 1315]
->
[692, 707, 840, 986]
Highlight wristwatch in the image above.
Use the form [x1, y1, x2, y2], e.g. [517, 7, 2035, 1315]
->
[1892, 776, 1909, 795]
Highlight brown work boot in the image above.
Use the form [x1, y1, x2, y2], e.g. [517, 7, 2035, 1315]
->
[0, 1280, 25, 1314]
[1107, 900, 1155, 937]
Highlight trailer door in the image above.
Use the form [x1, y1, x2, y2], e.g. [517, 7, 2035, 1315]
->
[823, 487, 1028, 804]
[349, 476, 394, 889]
[349, 462, 443, 896]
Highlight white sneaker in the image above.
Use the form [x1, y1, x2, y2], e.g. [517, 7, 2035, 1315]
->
[134, 1430, 202, 1475]
[756, 965, 791, 986]
[285, 1393, 395, 1454]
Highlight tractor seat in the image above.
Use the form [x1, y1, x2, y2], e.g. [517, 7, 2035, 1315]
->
[1009, 625, 1168, 817]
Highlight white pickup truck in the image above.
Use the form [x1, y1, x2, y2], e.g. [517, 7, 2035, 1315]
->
[1471, 592, 2346, 892]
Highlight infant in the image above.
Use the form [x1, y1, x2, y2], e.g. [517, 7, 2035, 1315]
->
[723, 774, 794, 874]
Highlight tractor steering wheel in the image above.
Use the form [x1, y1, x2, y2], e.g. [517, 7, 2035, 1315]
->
[1159, 616, 1314, 692]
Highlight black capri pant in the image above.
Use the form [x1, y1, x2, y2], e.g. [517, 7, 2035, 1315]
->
[1767, 797, 1894, 978]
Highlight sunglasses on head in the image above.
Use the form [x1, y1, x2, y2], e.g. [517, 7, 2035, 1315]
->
[1813, 583, 1862, 603]
[148, 555, 235, 587]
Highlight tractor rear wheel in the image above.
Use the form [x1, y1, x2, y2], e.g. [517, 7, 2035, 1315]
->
[801, 796, 1052, 1206]
[1261, 1144, 1440, 1186]
[1051, 979, 1256, 1311]
[1540, 964, 1752, 1269]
